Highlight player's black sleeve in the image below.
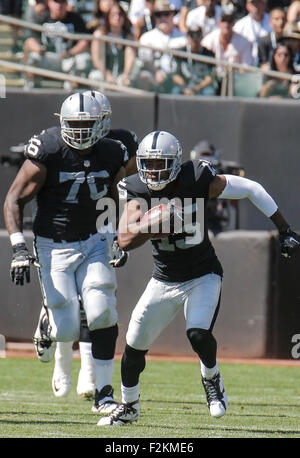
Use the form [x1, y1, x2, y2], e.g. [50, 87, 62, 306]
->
[193, 160, 217, 198]
[24, 127, 61, 165]
[108, 139, 129, 171]
[109, 129, 138, 161]
[117, 175, 143, 204]
[122, 130, 138, 160]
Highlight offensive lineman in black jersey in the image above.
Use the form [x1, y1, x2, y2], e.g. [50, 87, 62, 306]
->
[98, 130, 300, 426]
[3, 92, 129, 415]
[84, 91, 138, 177]
[51, 91, 139, 406]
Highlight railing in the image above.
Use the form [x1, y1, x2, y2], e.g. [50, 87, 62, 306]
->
[0, 13, 300, 97]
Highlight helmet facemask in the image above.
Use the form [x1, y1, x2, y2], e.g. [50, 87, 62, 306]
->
[61, 117, 102, 150]
[137, 152, 181, 191]
[137, 131, 182, 190]
[59, 93, 103, 150]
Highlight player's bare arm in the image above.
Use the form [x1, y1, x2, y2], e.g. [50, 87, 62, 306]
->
[118, 199, 155, 251]
[4, 159, 47, 234]
[3, 159, 46, 285]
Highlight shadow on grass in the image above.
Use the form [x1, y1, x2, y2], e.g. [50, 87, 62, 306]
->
[135, 420, 300, 436]
[144, 398, 300, 409]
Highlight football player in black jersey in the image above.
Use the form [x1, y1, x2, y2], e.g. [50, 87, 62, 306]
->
[51, 90, 139, 405]
[98, 130, 300, 426]
[4, 92, 129, 415]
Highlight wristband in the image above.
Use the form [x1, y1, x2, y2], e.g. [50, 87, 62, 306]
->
[12, 243, 28, 254]
[10, 232, 26, 246]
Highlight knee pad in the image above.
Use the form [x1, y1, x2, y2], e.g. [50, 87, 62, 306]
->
[187, 328, 216, 357]
[90, 324, 118, 360]
[121, 344, 148, 387]
[79, 323, 90, 343]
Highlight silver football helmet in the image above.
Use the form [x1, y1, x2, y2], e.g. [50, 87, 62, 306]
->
[59, 93, 102, 150]
[83, 90, 112, 138]
[137, 131, 182, 191]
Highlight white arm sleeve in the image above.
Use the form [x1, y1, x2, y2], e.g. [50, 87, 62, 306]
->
[218, 174, 278, 217]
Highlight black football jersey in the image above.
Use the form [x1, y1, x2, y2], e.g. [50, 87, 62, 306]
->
[24, 126, 127, 240]
[118, 160, 223, 282]
[106, 129, 138, 161]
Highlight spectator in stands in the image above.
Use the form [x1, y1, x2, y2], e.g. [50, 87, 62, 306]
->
[221, 0, 247, 21]
[1, 0, 25, 52]
[129, 0, 182, 32]
[170, 28, 216, 95]
[89, 2, 135, 87]
[280, 22, 300, 72]
[178, 0, 198, 33]
[185, 0, 222, 38]
[130, 0, 156, 40]
[23, 0, 91, 88]
[201, 11, 253, 90]
[131, 0, 187, 91]
[25, 0, 49, 24]
[86, 0, 114, 33]
[259, 43, 298, 98]
[257, 7, 286, 70]
[233, 0, 273, 65]
[286, 0, 300, 26]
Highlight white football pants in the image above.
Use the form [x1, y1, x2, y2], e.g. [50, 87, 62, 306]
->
[34, 233, 117, 342]
[126, 273, 222, 351]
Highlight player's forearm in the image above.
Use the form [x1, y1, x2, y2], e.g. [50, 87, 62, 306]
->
[118, 209, 151, 251]
[3, 196, 24, 235]
[118, 230, 152, 251]
[269, 209, 290, 232]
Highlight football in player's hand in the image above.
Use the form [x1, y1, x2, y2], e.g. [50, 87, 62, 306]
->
[140, 204, 171, 240]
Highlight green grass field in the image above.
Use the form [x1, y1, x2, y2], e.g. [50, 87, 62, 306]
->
[0, 357, 300, 439]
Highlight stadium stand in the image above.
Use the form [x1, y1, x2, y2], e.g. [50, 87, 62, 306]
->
[0, 22, 25, 87]
[0, 0, 299, 95]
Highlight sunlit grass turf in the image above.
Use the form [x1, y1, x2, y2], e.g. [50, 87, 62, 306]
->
[0, 357, 300, 439]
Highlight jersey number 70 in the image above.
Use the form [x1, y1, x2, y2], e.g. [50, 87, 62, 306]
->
[59, 170, 110, 203]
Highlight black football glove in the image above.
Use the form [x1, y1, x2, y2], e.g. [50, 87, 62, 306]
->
[10, 243, 35, 285]
[109, 237, 129, 268]
[279, 228, 300, 259]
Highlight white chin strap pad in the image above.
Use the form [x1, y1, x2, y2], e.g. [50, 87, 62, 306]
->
[218, 174, 278, 217]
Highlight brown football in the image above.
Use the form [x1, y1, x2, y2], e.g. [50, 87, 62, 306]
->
[140, 205, 170, 240]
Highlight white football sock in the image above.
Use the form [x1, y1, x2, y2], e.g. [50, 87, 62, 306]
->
[94, 358, 114, 392]
[200, 361, 218, 380]
[79, 341, 95, 372]
[121, 383, 140, 404]
[54, 341, 73, 374]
